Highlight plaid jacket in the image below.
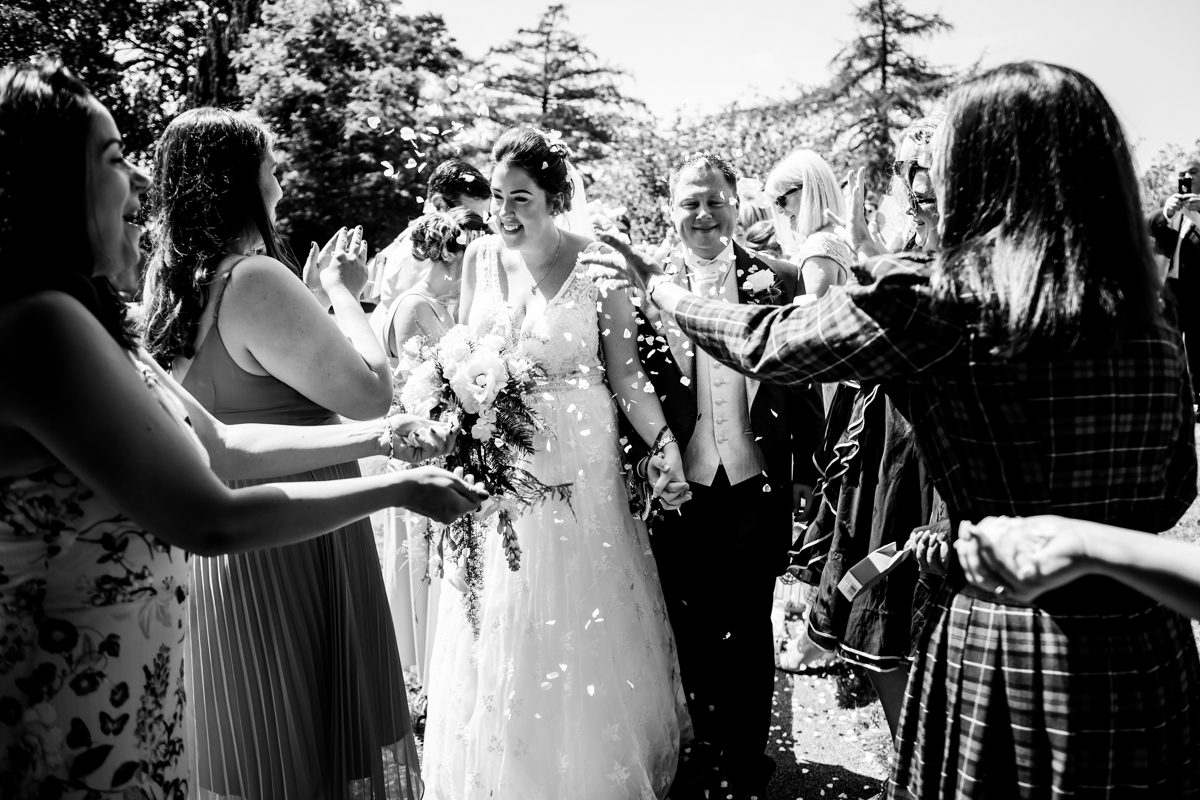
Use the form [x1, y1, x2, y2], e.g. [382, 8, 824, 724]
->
[671, 260, 1197, 532]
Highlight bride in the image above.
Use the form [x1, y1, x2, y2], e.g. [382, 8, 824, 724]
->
[421, 127, 692, 799]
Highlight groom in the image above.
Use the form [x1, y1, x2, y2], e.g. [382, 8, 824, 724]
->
[622, 152, 822, 800]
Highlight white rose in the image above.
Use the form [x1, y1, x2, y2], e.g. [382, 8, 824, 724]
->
[449, 350, 509, 414]
[399, 360, 442, 417]
[743, 269, 775, 294]
[437, 325, 474, 371]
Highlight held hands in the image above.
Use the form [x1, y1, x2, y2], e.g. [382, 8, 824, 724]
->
[646, 443, 692, 511]
[388, 415, 459, 463]
[397, 465, 488, 524]
[305, 226, 370, 301]
[955, 515, 1090, 603]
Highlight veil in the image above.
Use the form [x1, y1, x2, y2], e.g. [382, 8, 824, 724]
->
[556, 165, 594, 237]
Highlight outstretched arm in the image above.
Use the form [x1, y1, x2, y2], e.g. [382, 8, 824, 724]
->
[144, 354, 455, 478]
[958, 515, 1200, 620]
[0, 294, 485, 556]
[581, 234, 961, 388]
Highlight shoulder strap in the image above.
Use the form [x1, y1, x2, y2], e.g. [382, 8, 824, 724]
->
[211, 255, 253, 326]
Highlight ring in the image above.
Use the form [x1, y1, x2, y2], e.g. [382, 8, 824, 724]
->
[993, 584, 1007, 597]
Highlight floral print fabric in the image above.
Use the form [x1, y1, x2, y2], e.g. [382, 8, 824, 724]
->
[1, 357, 195, 799]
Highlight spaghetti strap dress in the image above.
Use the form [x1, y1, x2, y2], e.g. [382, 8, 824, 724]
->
[181, 268, 421, 800]
[377, 288, 453, 687]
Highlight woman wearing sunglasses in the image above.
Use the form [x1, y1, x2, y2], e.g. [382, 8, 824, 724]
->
[764, 148, 854, 300]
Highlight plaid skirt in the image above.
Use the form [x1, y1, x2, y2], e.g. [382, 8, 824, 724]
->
[889, 584, 1200, 799]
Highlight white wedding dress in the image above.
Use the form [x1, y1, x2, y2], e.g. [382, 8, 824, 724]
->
[422, 236, 690, 799]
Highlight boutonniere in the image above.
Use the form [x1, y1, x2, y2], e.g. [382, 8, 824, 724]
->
[738, 262, 782, 305]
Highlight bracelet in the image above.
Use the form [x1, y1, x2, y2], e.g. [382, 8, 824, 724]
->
[636, 456, 649, 480]
[651, 427, 677, 458]
[379, 416, 395, 460]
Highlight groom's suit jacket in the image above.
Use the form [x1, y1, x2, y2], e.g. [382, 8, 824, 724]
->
[620, 243, 823, 562]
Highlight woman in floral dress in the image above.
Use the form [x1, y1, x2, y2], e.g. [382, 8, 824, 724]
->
[0, 62, 483, 799]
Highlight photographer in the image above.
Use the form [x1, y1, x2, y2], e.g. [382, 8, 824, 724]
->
[1150, 158, 1200, 400]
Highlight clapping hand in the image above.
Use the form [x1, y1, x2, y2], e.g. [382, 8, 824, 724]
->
[306, 226, 371, 300]
[955, 515, 1090, 603]
[825, 166, 880, 257]
[388, 415, 459, 463]
[579, 233, 667, 294]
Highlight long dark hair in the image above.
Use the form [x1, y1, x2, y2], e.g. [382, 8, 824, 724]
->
[0, 61, 137, 349]
[142, 107, 291, 364]
[932, 61, 1160, 355]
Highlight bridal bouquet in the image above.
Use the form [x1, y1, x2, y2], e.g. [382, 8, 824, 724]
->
[396, 325, 572, 634]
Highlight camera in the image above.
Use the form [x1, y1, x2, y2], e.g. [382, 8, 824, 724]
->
[1180, 175, 1193, 195]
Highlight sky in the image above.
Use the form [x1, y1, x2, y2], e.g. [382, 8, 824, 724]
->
[402, 0, 1200, 168]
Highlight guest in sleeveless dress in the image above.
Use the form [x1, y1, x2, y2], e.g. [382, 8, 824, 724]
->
[376, 209, 487, 687]
[141, 107, 441, 800]
[0, 63, 484, 800]
[422, 127, 692, 800]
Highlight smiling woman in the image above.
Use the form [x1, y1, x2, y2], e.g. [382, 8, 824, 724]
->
[0, 62, 485, 800]
[422, 125, 693, 800]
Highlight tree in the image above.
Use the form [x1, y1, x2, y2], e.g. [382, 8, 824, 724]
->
[484, 4, 636, 162]
[820, 0, 959, 190]
[235, 0, 485, 254]
[1140, 140, 1200, 214]
[0, 0, 261, 154]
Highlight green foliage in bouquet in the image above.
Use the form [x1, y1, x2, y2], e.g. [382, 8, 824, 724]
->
[395, 324, 572, 635]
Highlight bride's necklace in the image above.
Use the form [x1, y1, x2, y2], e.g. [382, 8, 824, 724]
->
[527, 229, 564, 294]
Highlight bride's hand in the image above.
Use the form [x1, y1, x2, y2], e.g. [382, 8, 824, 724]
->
[646, 444, 692, 509]
[579, 232, 667, 294]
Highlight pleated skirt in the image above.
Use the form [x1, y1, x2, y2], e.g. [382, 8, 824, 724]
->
[188, 460, 421, 800]
[889, 585, 1200, 799]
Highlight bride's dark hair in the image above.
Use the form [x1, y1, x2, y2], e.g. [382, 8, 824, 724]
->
[142, 107, 293, 365]
[0, 61, 137, 349]
[491, 126, 575, 214]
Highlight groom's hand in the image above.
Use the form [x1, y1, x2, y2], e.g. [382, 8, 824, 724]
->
[580, 233, 667, 294]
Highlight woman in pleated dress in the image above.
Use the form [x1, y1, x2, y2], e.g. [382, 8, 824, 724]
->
[142, 108, 423, 800]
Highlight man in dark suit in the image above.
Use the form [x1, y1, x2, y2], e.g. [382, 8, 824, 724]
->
[1149, 158, 1200, 400]
[617, 153, 822, 800]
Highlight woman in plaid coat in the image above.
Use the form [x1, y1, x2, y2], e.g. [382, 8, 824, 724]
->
[585, 60, 1200, 799]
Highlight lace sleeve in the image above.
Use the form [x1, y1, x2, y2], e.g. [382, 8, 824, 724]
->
[796, 232, 855, 274]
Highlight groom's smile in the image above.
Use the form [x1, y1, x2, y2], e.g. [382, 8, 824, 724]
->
[671, 164, 738, 261]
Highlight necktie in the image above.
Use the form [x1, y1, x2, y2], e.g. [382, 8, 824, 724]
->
[690, 256, 728, 300]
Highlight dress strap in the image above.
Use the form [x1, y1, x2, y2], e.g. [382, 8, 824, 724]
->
[211, 255, 253, 327]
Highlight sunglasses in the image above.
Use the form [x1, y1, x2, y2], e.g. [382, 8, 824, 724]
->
[775, 185, 802, 210]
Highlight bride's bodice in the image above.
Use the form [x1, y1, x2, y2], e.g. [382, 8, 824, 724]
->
[468, 236, 603, 389]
